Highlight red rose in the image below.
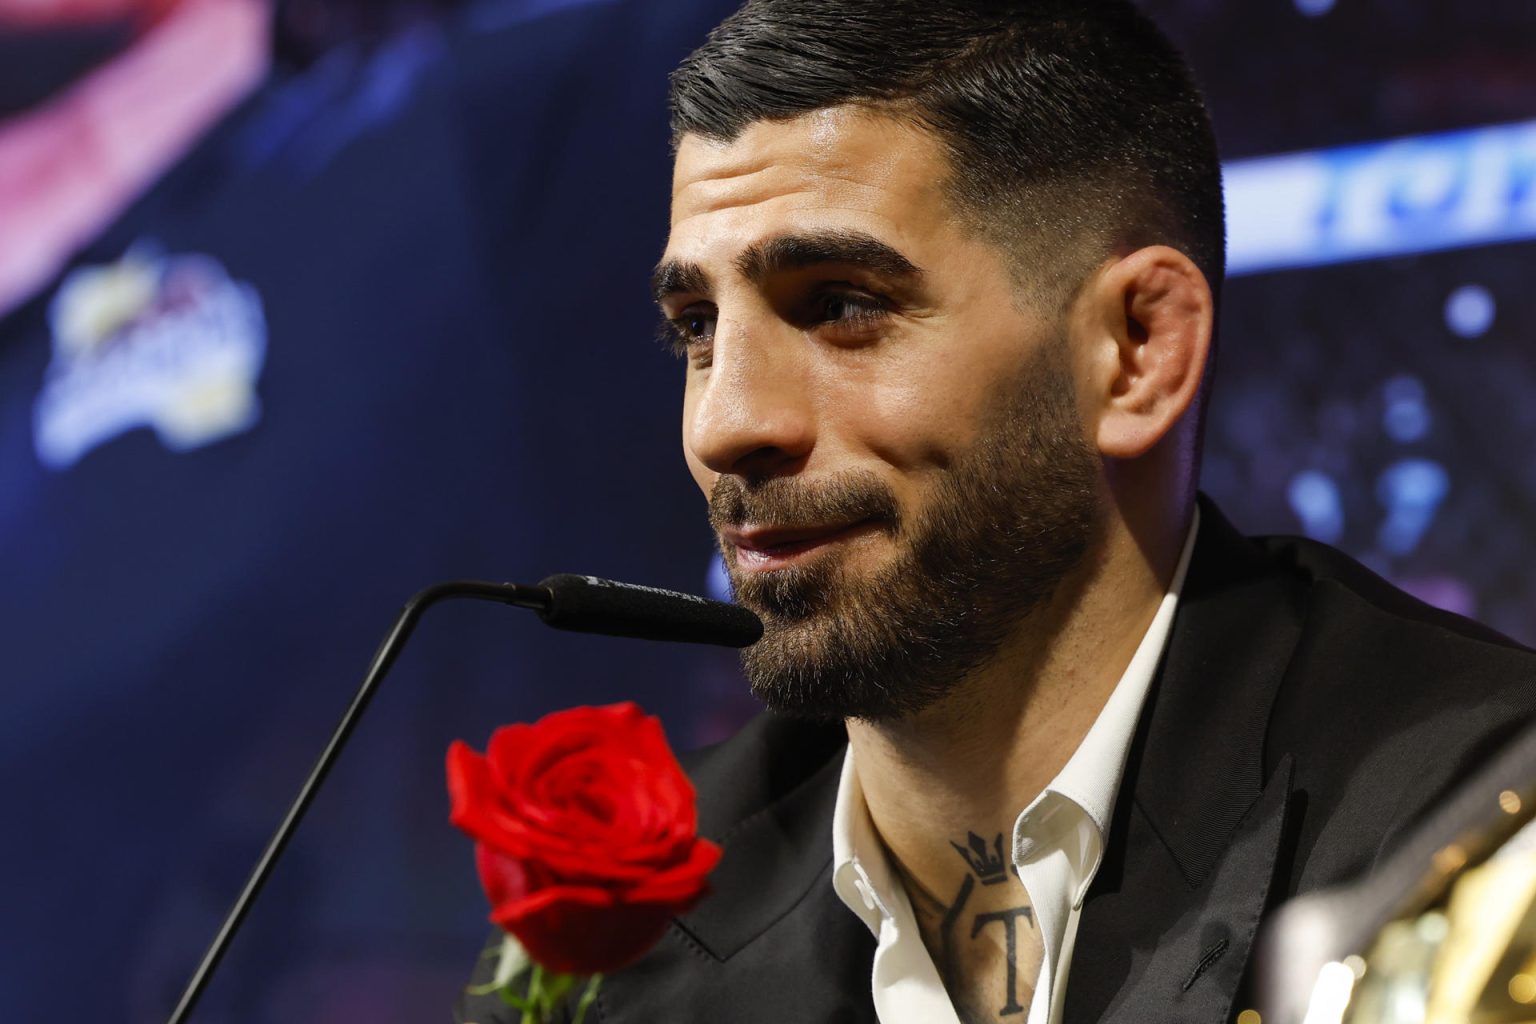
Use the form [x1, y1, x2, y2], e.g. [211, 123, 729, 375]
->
[446, 702, 721, 975]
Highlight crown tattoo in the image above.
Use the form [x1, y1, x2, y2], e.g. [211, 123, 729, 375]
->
[950, 832, 1009, 885]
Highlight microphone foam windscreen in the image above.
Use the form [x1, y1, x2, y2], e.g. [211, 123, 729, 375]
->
[537, 574, 762, 648]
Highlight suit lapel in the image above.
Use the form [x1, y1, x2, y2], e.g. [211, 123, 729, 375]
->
[1067, 500, 1307, 1022]
[1068, 756, 1294, 1023]
[676, 724, 847, 959]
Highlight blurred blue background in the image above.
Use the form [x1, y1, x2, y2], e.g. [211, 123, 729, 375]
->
[0, 0, 1531, 1019]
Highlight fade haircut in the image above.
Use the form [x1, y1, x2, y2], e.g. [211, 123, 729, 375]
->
[668, 0, 1225, 314]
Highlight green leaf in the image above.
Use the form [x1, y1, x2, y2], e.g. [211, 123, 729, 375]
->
[496, 986, 531, 1011]
[572, 975, 603, 1024]
[542, 972, 577, 1003]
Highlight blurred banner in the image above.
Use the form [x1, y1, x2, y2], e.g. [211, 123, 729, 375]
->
[0, 0, 1532, 1021]
[1226, 119, 1536, 276]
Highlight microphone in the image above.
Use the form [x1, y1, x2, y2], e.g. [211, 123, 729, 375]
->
[166, 576, 760, 1024]
[538, 573, 763, 646]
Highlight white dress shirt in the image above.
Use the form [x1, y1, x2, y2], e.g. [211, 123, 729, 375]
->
[831, 510, 1201, 1024]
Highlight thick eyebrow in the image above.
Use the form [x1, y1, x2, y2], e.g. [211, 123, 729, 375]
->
[651, 229, 922, 306]
[735, 230, 922, 284]
[651, 259, 711, 305]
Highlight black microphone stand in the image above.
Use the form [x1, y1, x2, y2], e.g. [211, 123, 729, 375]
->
[166, 581, 553, 1024]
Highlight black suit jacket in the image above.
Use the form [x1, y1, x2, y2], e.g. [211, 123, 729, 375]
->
[458, 501, 1536, 1023]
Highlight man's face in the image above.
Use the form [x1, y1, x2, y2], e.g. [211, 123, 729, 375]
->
[657, 107, 1103, 720]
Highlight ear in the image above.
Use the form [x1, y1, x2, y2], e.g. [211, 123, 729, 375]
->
[1076, 246, 1214, 460]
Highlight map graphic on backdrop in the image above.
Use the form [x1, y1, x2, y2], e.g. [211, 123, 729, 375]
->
[33, 245, 267, 469]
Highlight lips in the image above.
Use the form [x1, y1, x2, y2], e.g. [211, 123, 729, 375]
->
[722, 520, 879, 572]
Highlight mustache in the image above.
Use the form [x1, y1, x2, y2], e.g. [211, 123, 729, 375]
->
[708, 471, 901, 535]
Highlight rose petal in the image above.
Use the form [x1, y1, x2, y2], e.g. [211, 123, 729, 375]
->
[448, 742, 533, 856]
[624, 839, 723, 903]
[475, 843, 537, 910]
[494, 884, 678, 975]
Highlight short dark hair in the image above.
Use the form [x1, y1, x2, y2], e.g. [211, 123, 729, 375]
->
[668, 0, 1225, 311]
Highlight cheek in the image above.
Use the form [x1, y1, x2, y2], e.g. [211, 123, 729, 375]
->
[827, 363, 986, 471]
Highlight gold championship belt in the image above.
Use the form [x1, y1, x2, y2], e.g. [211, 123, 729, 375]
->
[1248, 726, 1536, 1024]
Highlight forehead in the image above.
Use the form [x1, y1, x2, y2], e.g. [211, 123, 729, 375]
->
[666, 106, 958, 265]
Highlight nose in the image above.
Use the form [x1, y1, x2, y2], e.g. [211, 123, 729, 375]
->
[685, 322, 815, 480]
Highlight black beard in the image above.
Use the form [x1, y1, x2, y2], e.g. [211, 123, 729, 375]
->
[709, 338, 1103, 723]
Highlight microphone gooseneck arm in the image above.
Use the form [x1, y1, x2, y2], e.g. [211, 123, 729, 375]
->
[166, 577, 760, 1024]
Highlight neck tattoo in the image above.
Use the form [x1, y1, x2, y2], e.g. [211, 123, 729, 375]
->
[894, 831, 1043, 1022]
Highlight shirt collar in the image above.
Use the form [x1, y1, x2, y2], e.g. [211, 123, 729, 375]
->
[1015, 505, 1202, 905]
[832, 747, 894, 937]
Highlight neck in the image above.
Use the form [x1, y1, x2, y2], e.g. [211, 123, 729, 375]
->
[846, 503, 1187, 914]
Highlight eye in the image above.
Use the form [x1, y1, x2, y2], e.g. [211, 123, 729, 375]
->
[811, 289, 890, 331]
[659, 305, 717, 359]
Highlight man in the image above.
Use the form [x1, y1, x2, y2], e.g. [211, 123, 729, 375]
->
[460, 1, 1536, 1021]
